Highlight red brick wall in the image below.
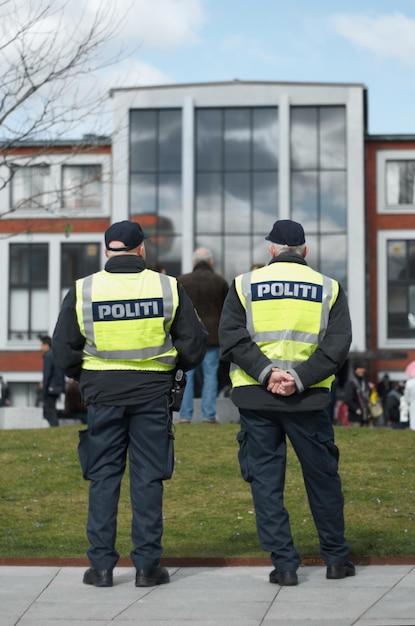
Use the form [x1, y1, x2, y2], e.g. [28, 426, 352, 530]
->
[366, 139, 415, 380]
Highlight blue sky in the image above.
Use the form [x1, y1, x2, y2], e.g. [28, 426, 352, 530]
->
[5, 0, 415, 137]
[100, 0, 415, 135]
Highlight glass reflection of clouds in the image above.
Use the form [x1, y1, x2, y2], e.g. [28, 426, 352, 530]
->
[158, 174, 182, 231]
[291, 172, 318, 230]
[290, 106, 347, 288]
[224, 173, 250, 232]
[291, 108, 318, 169]
[253, 109, 279, 169]
[196, 172, 221, 233]
[131, 174, 156, 214]
[196, 110, 222, 170]
[253, 172, 278, 232]
[130, 111, 157, 171]
[195, 107, 279, 271]
[158, 111, 182, 171]
[320, 172, 346, 232]
[224, 235, 251, 280]
[319, 108, 346, 169]
[320, 234, 347, 288]
[291, 107, 346, 171]
[224, 109, 250, 170]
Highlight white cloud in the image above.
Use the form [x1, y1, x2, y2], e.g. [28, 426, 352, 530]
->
[330, 12, 415, 65]
[85, 0, 208, 51]
[0, 0, 200, 139]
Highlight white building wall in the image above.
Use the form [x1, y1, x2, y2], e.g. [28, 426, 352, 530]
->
[111, 81, 367, 353]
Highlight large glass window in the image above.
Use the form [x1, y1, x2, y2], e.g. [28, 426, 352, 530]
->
[290, 106, 347, 287]
[61, 242, 101, 302]
[195, 107, 279, 279]
[129, 109, 181, 275]
[9, 244, 49, 340]
[387, 239, 415, 338]
[386, 161, 415, 206]
[62, 165, 102, 209]
[11, 165, 50, 210]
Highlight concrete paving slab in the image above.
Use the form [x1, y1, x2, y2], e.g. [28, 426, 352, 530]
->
[1, 564, 415, 626]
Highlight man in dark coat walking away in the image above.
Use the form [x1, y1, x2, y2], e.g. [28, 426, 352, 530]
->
[178, 248, 228, 423]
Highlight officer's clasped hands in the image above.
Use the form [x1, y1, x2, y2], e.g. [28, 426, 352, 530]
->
[267, 368, 296, 396]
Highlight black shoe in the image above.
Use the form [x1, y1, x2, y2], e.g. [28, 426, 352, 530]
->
[83, 567, 113, 587]
[269, 569, 298, 586]
[135, 566, 170, 587]
[326, 561, 356, 580]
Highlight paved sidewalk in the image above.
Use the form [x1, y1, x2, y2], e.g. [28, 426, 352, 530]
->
[1, 564, 415, 625]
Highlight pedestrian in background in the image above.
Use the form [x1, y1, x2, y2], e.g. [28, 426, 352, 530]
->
[384, 381, 407, 428]
[40, 335, 65, 427]
[344, 361, 374, 427]
[0, 375, 10, 406]
[178, 247, 228, 424]
[53, 220, 207, 588]
[404, 371, 415, 430]
[219, 219, 354, 586]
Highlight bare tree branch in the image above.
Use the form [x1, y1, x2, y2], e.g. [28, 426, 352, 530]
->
[0, 0, 131, 219]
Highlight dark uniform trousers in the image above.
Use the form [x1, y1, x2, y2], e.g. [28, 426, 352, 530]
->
[80, 395, 174, 571]
[237, 407, 349, 572]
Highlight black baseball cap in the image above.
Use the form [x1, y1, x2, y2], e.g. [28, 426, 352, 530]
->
[265, 219, 306, 246]
[105, 220, 149, 251]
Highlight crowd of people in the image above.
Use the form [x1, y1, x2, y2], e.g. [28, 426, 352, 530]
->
[334, 366, 412, 429]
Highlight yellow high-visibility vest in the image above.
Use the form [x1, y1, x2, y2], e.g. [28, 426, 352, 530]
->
[75, 269, 179, 371]
[230, 263, 339, 389]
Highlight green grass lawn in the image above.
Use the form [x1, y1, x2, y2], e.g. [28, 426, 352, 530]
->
[1, 423, 415, 560]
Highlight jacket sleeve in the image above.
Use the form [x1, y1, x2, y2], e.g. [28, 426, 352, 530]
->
[52, 287, 86, 380]
[219, 281, 274, 384]
[170, 283, 208, 371]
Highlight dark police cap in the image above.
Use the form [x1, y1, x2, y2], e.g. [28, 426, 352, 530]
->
[265, 219, 305, 246]
[105, 220, 149, 251]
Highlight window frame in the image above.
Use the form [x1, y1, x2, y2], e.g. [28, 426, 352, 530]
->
[10, 163, 51, 211]
[377, 229, 415, 348]
[377, 150, 415, 213]
[5, 154, 110, 219]
[8, 243, 49, 342]
[61, 163, 103, 211]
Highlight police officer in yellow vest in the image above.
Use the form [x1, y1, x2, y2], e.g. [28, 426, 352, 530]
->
[52, 220, 207, 588]
[219, 219, 354, 586]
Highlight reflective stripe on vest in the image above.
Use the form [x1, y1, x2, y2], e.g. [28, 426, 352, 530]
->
[230, 263, 339, 389]
[76, 270, 179, 370]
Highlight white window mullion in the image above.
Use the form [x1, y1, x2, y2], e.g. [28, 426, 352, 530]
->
[181, 96, 194, 274]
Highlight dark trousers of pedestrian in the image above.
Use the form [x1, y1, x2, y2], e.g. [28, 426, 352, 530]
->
[81, 395, 174, 571]
[237, 408, 350, 572]
[43, 394, 60, 427]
